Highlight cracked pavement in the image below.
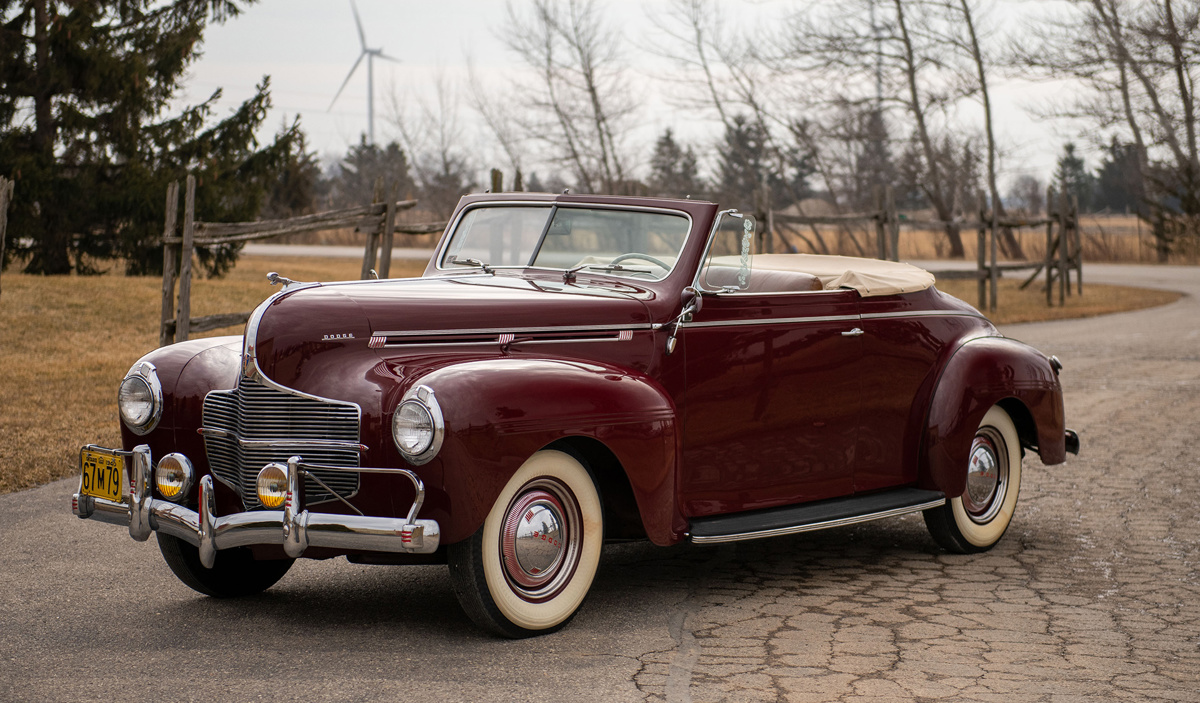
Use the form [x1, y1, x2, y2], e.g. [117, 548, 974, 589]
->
[2, 264, 1197, 701]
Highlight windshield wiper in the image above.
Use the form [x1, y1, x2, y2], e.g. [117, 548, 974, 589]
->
[582, 264, 651, 275]
[449, 257, 494, 274]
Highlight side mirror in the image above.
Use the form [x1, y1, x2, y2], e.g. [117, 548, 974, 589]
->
[667, 286, 703, 355]
[681, 286, 702, 319]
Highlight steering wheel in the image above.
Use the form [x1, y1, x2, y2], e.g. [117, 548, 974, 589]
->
[609, 253, 671, 271]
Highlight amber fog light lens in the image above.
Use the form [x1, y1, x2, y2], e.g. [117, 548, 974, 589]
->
[155, 453, 193, 502]
[257, 464, 288, 509]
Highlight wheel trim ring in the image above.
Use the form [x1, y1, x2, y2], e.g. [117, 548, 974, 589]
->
[498, 479, 583, 603]
[963, 429, 1008, 524]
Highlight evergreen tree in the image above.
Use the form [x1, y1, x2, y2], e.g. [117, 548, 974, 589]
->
[327, 138, 415, 210]
[0, 0, 297, 275]
[1054, 143, 1095, 213]
[716, 115, 813, 212]
[263, 121, 323, 220]
[648, 128, 703, 198]
[1092, 137, 1146, 215]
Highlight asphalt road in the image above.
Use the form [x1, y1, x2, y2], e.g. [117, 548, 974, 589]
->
[2, 264, 1198, 702]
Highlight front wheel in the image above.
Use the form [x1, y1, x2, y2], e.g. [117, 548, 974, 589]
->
[448, 450, 604, 638]
[924, 405, 1023, 553]
[157, 533, 294, 598]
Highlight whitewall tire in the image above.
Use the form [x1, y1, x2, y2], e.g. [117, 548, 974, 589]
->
[924, 405, 1023, 553]
[448, 450, 603, 637]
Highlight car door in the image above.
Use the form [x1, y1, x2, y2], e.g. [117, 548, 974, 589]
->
[854, 297, 981, 493]
[677, 288, 864, 518]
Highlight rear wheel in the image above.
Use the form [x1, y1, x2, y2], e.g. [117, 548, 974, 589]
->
[157, 533, 293, 598]
[924, 405, 1022, 553]
[448, 450, 603, 638]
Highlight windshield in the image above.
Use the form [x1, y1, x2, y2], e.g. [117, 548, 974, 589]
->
[440, 205, 691, 281]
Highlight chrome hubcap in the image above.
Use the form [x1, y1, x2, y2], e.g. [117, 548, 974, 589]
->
[499, 481, 581, 600]
[963, 429, 1008, 524]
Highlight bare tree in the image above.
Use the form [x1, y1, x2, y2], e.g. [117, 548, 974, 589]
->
[1017, 0, 1200, 259]
[769, 0, 982, 256]
[496, 0, 636, 194]
[388, 71, 476, 219]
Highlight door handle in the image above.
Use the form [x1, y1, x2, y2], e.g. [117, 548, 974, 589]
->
[841, 327, 864, 337]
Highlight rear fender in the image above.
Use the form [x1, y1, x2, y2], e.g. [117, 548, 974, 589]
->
[410, 358, 682, 546]
[922, 337, 1066, 497]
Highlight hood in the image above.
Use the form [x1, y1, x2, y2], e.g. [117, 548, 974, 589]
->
[251, 274, 654, 387]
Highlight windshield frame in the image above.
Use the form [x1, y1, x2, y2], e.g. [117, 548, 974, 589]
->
[432, 201, 696, 282]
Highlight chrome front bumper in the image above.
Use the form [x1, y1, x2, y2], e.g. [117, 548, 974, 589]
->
[72, 445, 440, 567]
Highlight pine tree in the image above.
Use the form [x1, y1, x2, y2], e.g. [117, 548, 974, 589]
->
[648, 128, 703, 199]
[716, 116, 813, 212]
[0, 0, 297, 275]
[1054, 143, 1094, 214]
[327, 138, 415, 210]
[1092, 137, 1146, 215]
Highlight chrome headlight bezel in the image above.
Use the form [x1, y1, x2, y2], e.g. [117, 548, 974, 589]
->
[118, 361, 163, 435]
[392, 385, 445, 466]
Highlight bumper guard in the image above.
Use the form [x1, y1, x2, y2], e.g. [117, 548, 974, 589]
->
[72, 446, 440, 568]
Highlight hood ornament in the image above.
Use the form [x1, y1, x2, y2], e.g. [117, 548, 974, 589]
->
[267, 271, 305, 290]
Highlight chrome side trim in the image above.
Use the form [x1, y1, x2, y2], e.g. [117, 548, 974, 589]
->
[690, 498, 946, 545]
[687, 314, 861, 329]
[861, 310, 987, 320]
[373, 323, 655, 338]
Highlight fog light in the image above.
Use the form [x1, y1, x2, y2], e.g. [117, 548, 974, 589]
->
[155, 453, 193, 502]
[257, 463, 288, 509]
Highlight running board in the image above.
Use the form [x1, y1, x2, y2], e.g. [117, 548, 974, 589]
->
[689, 488, 946, 545]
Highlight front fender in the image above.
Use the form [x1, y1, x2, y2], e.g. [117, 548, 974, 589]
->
[921, 337, 1066, 497]
[411, 358, 680, 546]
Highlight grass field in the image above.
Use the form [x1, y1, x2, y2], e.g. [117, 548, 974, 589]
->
[0, 253, 1181, 494]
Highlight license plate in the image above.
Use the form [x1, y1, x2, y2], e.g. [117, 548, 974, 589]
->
[80, 448, 126, 503]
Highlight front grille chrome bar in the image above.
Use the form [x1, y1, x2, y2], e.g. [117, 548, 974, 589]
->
[198, 427, 368, 453]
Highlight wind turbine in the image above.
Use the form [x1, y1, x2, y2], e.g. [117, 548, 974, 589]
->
[329, 0, 400, 145]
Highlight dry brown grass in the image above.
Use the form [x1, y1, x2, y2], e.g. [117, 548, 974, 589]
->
[0, 252, 1181, 495]
[936, 277, 1182, 324]
[0, 255, 424, 494]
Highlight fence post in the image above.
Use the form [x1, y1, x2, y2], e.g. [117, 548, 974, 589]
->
[989, 198, 999, 313]
[175, 175, 196, 343]
[0, 176, 13, 300]
[377, 180, 399, 279]
[1045, 186, 1055, 307]
[159, 181, 180, 347]
[1057, 189, 1068, 305]
[886, 185, 899, 261]
[873, 185, 887, 260]
[491, 168, 503, 193]
[976, 194, 987, 310]
[1071, 196, 1083, 295]
[361, 177, 384, 279]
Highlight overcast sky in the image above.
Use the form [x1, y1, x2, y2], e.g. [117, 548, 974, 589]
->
[178, 0, 1080, 190]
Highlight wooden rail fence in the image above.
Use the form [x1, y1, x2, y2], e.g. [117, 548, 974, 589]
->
[160, 174, 444, 347]
[764, 185, 1082, 311]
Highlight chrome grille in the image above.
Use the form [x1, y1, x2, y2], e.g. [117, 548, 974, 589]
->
[202, 377, 361, 509]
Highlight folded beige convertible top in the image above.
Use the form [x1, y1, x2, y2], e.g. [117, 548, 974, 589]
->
[751, 254, 936, 297]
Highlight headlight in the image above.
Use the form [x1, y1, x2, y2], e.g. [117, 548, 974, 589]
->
[118, 362, 162, 435]
[155, 453, 193, 502]
[392, 385, 444, 465]
[257, 463, 289, 509]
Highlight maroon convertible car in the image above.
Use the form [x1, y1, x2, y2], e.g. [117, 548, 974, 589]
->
[74, 193, 1078, 637]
